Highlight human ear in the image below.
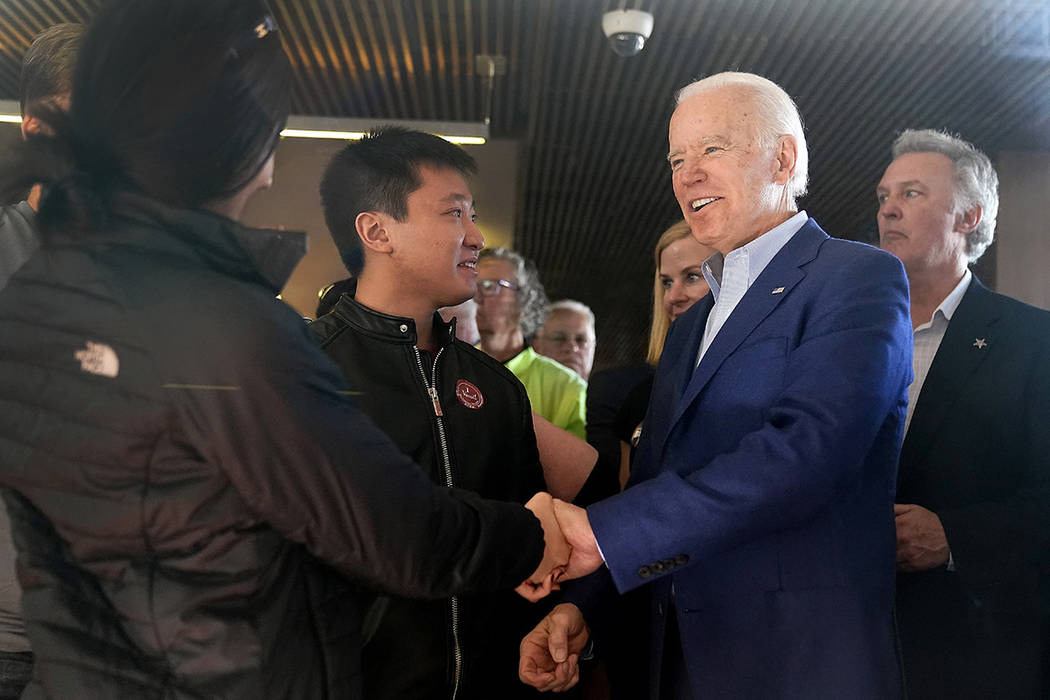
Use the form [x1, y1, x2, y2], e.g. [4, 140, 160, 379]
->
[773, 135, 798, 185]
[21, 115, 46, 139]
[355, 212, 394, 255]
[955, 204, 982, 234]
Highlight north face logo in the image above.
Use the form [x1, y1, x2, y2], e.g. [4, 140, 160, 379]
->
[75, 341, 119, 378]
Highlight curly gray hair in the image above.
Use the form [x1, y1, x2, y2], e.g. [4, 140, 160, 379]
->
[478, 247, 549, 338]
[891, 129, 999, 263]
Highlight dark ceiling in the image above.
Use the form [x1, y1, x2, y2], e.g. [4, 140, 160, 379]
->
[2, 0, 1049, 368]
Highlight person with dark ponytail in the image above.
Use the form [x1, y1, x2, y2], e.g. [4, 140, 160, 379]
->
[0, 2, 570, 698]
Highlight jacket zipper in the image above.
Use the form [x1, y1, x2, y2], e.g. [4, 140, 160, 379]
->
[412, 346, 462, 700]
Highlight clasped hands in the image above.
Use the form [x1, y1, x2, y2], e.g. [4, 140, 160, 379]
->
[515, 494, 604, 602]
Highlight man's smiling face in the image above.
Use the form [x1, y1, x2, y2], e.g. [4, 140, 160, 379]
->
[668, 85, 788, 254]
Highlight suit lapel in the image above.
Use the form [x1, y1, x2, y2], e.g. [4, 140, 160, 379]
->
[634, 295, 712, 482]
[900, 277, 1001, 467]
[667, 220, 826, 434]
[671, 295, 713, 400]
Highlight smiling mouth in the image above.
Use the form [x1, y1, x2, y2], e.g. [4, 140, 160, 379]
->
[458, 260, 477, 270]
[690, 197, 721, 212]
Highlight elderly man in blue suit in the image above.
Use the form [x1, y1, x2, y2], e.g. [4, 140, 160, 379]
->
[519, 71, 913, 699]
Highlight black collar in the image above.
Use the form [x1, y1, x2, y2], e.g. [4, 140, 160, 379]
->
[332, 291, 457, 347]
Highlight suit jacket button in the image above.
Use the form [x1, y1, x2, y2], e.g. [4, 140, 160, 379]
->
[651, 562, 664, 573]
[675, 554, 689, 566]
[663, 558, 676, 570]
[638, 566, 651, 578]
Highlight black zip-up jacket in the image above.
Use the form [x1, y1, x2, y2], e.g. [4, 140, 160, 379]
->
[0, 193, 543, 699]
[311, 294, 547, 700]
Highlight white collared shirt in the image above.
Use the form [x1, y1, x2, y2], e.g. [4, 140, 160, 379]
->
[905, 268, 972, 435]
[696, 211, 810, 366]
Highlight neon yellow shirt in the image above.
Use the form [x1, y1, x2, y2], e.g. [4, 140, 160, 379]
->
[505, 347, 587, 440]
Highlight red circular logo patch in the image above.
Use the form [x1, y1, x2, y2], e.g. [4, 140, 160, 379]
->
[455, 379, 484, 409]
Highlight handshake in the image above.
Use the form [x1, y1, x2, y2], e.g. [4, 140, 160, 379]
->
[514, 493, 605, 602]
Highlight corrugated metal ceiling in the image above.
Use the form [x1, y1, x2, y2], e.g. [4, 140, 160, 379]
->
[1, 0, 1048, 367]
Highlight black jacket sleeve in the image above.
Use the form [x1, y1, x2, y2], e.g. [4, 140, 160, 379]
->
[165, 300, 544, 598]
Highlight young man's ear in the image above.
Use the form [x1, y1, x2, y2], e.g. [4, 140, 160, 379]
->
[355, 211, 394, 256]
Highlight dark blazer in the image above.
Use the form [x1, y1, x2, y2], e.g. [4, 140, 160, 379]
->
[582, 219, 913, 699]
[895, 276, 1050, 699]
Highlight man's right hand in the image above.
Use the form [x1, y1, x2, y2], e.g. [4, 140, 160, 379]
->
[519, 603, 590, 692]
[516, 492, 570, 602]
[552, 498, 604, 581]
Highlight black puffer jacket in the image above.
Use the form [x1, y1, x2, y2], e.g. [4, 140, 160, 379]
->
[0, 193, 543, 699]
[312, 294, 547, 699]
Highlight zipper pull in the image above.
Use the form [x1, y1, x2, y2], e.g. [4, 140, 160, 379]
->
[428, 386, 443, 416]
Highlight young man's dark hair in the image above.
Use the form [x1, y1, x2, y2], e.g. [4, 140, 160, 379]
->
[19, 23, 85, 118]
[320, 126, 477, 274]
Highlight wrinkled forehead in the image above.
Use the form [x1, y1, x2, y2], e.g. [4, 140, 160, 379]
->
[879, 151, 956, 190]
[670, 86, 760, 136]
[546, 309, 593, 332]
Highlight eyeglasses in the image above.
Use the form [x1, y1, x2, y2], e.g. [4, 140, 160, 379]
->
[537, 333, 595, 349]
[476, 278, 519, 297]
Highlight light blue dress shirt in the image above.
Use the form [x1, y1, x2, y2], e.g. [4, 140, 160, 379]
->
[697, 210, 810, 366]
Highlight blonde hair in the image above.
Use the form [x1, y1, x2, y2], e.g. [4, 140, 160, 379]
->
[645, 220, 694, 364]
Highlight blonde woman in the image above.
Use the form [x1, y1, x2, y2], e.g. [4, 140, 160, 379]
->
[646, 220, 715, 364]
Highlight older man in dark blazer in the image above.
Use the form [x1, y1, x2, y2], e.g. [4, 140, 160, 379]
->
[877, 128, 1050, 699]
[519, 72, 913, 700]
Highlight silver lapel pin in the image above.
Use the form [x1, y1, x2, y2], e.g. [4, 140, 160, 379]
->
[973, 338, 987, 349]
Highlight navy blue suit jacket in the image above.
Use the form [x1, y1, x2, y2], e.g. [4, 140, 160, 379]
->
[581, 219, 913, 699]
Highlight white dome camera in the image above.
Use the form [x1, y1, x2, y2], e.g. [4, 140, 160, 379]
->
[601, 9, 654, 58]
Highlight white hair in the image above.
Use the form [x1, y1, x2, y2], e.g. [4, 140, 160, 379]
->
[891, 129, 999, 263]
[546, 299, 595, 328]
[675, 72, 808, 203]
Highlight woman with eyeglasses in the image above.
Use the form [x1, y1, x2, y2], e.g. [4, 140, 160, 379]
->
[0, 1, 570, 697]
[474, 247, 588, 441]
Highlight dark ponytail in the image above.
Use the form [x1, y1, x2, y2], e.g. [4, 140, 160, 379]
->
[0, 0, 292, 234]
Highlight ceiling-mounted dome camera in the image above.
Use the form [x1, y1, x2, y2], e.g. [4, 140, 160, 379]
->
[601, 9, 654, 58]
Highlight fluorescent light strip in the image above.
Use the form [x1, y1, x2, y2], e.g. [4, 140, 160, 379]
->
[282, 115, 487, 145]
[0, 101, 488, 145]
[279, 127, 485, 145]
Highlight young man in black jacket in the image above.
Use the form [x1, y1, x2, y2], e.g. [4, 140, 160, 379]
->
[312, 127, 550, 699]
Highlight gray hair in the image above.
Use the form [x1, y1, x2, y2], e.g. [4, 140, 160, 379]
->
[891, 129, 999, 263]
[478, 247, 549, 338]
[546, 299, 595, 329]
[675, 72, 808, 203]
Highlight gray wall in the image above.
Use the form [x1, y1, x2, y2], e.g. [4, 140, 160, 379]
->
[996, 151, 1050, 311]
